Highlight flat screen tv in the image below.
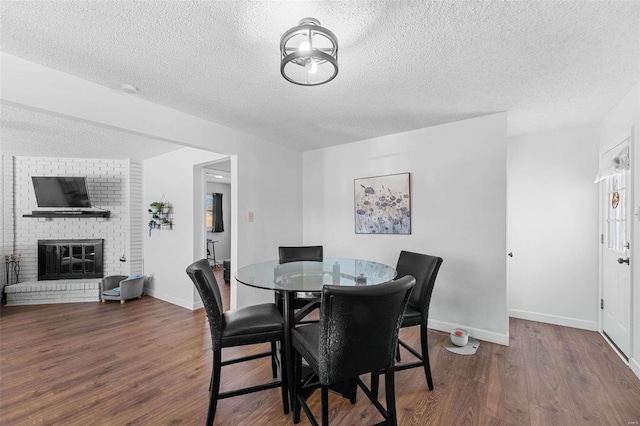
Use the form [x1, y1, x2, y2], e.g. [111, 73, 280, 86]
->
[31, 176, 92, 208]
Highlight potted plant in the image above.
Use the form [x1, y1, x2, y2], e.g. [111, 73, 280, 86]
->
[149, 201, 165, 214]
[148, 200, 172, 234]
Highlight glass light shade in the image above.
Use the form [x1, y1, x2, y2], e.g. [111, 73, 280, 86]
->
[280, 18, 338, 86]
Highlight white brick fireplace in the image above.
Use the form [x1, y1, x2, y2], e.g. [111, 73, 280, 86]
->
[2, 156, 143, 305]
[5, 280, 100, 305]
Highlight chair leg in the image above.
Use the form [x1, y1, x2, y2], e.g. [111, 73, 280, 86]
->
[321, 386, 329, 426]
[384, 368, 398, 426]
[207, 350, 222, 426]
[279, 340, 290, 415]
[293, 351, 302, 424]
[370, 371, 380, 399]
[271, 342, 278, 379]
[349, 378, 357, 404]
[421, 323, 433, 390]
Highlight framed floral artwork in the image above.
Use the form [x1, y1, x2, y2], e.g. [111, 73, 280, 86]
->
[354, 172, 411, 234]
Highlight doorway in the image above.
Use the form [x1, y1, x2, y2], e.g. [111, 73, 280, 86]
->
[599, 138, 632, 360]
[203, 161, 232, 269]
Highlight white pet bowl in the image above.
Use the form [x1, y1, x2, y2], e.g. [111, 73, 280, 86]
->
[450, 328, 469, 347]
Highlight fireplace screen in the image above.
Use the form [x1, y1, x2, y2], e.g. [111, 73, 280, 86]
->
[38, 239, 104, 280]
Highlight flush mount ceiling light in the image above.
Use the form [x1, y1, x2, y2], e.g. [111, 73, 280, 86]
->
[280, 17, 338, 86]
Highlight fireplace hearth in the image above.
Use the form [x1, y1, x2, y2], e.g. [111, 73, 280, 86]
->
[38, 239, 104, 280]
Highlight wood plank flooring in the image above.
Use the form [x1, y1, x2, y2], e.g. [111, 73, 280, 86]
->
[2, 268, 639, 425]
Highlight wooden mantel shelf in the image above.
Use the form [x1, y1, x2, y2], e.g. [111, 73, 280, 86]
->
[23, 210, 111, 218]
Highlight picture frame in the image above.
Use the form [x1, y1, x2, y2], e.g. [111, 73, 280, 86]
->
[354, 172, 411, 234]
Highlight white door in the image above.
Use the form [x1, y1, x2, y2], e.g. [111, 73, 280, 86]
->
[600, 140, 632, 358]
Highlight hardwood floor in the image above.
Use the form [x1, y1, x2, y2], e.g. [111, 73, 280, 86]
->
[2, 269, 639, 425]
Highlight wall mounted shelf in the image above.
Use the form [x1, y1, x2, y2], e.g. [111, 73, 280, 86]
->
[148, 200, 172, 235]
[23, 210, 111, 218]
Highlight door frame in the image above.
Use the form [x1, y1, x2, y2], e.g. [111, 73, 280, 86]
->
[598, 133, 634, 363]
[196, 157, 235, 307]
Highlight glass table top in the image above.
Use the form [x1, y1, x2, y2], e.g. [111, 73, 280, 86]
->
[235, 257, 397, 292]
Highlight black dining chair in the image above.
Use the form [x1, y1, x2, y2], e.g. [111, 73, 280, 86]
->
[186, 259, 289, 425]
[279, 245, 324, 264]
[278, 245, 323, 323]
[292, 276, 415, 426]
[371, 251, 443, 396]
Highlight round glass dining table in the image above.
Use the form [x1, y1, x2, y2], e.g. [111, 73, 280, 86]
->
[235, 257, 397, 407]
[235, 257, 397, 292]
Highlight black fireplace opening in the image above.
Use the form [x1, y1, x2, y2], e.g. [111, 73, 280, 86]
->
[38, 239, 104, 280]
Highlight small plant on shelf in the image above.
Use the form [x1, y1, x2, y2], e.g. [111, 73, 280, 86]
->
[149, 201, 165, 214]
[148, 200, 172, 235]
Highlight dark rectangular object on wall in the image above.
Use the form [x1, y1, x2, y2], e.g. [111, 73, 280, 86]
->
[31, 176, 92, 208]
[38, 239, 104, 281]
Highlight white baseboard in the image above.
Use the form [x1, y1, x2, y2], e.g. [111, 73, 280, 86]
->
[509, 309, 598, 331]
[631, 357, 640, 381]
[143, 287, 199, 311]
[428, 318, 509, 346]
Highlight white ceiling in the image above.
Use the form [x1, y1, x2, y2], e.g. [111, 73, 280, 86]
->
[1, 104, 182, 160]
[1, 1, 639, 156]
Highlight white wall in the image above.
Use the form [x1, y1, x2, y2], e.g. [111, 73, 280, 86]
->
[141, 138, 302, 311]
[234, 147, 304, 307]
[599, 82, 639, 379]
[206, 181, 231, 262]
[303, 114, 509, 345]
[2, 53, 304, 310]
[143, 148, 225, 309]
[508, 125, 599, 330]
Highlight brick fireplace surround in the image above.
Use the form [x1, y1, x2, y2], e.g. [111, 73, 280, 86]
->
[5, 238, 105, 306]
[2, 156, 144, 305]
[5, 280, 100, 305]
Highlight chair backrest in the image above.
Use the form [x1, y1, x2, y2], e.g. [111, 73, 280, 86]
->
[186, 259, 225, 350]
[396, 251, 443, 313]
[278, 245, 323, 264]
[317, 276, 415, 385]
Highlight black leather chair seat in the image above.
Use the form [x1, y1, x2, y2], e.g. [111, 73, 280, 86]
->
[401, 304, 422, 327]
[222, 303, 284, 346]
[290, 324, 320, 371]
[224, 303, 284, 336]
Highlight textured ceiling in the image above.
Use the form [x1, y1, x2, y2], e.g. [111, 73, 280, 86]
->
[0, 105, 182, 160]
[1, 1, 639, 155]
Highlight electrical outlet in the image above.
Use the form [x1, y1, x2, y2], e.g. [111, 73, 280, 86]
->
[248, 212, 254, 222]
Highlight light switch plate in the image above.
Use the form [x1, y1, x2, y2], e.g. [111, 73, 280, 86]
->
[248, 212, 254, 222]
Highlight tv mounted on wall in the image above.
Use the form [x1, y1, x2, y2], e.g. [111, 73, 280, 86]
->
[31, 176, 92, 208]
